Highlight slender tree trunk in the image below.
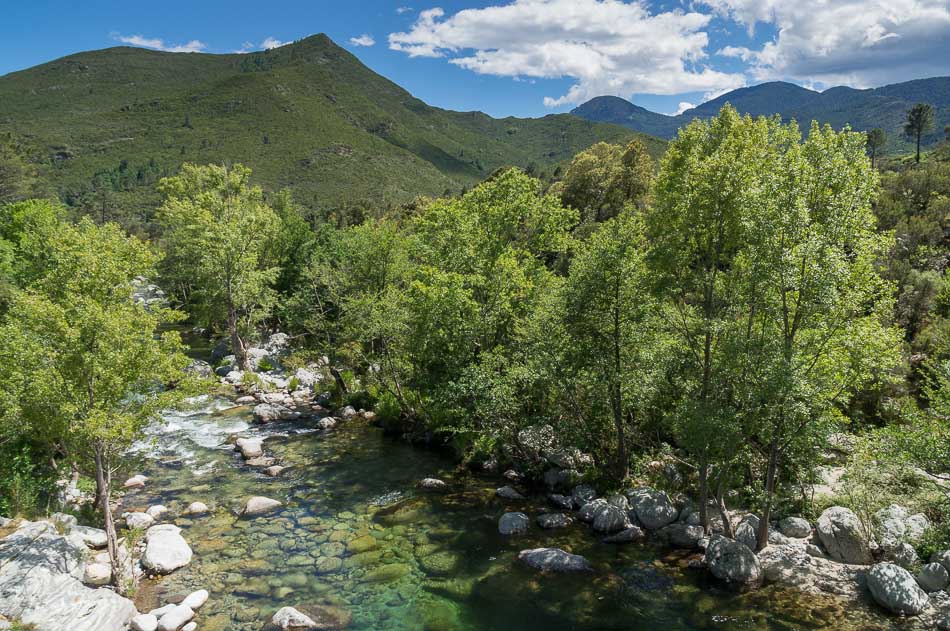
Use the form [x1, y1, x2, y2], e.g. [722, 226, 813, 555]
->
[917, 132, 922, 164]
[698, 456, 710, 534]
[227, 301, 249, 370]
[756, 440, 779, 552]
[94, 442, 123, 594]
[715, 475, 735, 539]
[612, 302, 628, 479]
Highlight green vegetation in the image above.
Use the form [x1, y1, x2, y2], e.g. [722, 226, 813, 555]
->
[0, 34, 662, 233]
[906, 103, 936, 164]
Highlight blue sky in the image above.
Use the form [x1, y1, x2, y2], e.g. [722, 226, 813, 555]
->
[3, 0, 949, 118]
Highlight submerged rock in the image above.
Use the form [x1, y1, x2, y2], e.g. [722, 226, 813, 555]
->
[496, 486, 525, 500]
[817, 506, 872, 565]
[241, 496, 283, 517]
[867, 562, 929, 615]
[518, 548, 592, 572]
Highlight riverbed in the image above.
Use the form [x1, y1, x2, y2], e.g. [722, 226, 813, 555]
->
[121, 397, 903, 631]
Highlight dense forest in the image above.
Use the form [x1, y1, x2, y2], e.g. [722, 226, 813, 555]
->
[2, 102, 950, 582]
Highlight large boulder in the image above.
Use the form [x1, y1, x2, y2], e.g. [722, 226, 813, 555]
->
[571, 484, 598, 508]
[658, 523, 705, 549]
[816, 506, 872, 565]
[498, 512, 530, 536]
[735, 515, 760, 551]
[778, 517, 812, 539]
[704, 536, 762, 587]
[577, 499, 608, 523]
[141, 524, 193, 575]
[591, 503, 629, 533]
[627, 488, 678, 530]
[758, 543, 865, 599]
[536, 513, 573, 529]
[253, 403, 293, 423]
[867, 562, 929, 616]
[0, 520, 137, 631]
[235, 437, 263, 459]
[518, 548, 592, 572]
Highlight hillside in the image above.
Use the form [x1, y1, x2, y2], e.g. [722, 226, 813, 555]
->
[573, 79, 950, 152]
[0, 34, 663, 216]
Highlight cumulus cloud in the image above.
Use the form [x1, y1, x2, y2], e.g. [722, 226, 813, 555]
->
[349, 34, 376, 47]
[387, 0, 745, 107]
[699, 0, 950, 87]
[114, 34, 206, 53]
[671, 101, 695, 115]
[261, 37, 288, 49]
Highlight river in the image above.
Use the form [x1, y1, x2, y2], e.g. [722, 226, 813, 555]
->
[120, 396, 900, 631]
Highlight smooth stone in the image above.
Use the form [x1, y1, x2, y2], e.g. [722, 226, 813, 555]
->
[603, 526, 645, 543]
[157, 604, 194, 631]
[272, 606, 318, 630]
[418, 478, 448, 491]
[142, 524, 193, 574]
[817, 506, 872, 565]
[73, 525, 108, 549]
[363, 563, 410, 583]
[496, 486, 525, 500]
[498, 512, 530, 535]
[83, 562, 112, 586]
[131, 614, 159, 631]
[124, 512, 155, 530]
[181, 588, 209, 610]
[241, 496, 283, 516]
[918, 562, 950, 592]
[185, 502, 209, 516]
[146, 505, 168, 520]
[868, 562, 929, 615]
[779, 516, 812, 538]
[518, 547, 592, 572]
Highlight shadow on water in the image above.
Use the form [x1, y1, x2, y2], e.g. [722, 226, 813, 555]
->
[123, 400, 906, 631]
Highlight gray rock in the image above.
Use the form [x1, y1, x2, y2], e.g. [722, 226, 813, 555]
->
[496, 486, 525, 500]
[628, 488, 679, 530]
[0, 520, 137, 631]
[607, 494, 630, 510]
[131, 613, 158, 631]
[72, 525, 108, 549]
[157, 604, 194, 631]
[705, 535, 762, 587]
[272, 606, 318, 630]
[184, 359, 212, 379]
[817, 506, 872, 565]
[571, 484, 597, 508]
[146, 504, 168, 520]
[602, 526, 645, 544]
[536, 513, 573, 529]
[876, 504, 930, 552]
[294, 366, 320, 388]
[548, 494, 574, 509]
[932, 550, 950, 573]
[417, 478, 447, 491]
[240, 496, 282, 517]
[577, 499, 608, 523]
[778, 516, 812, 539]
[659, 523, 705, 549]
[142, 524, 193, 574]
[184, 501, 209, 516]
[518, 424, 556, 461]
[498, 512, 530, 536]
[892, 542, 920, 570]
[253, 403, 292, 423]
[867, 562, 929, 615]
[518, 548, 592, 572]
[181, 588, 209, 610]
[918, 562, 949, 592]
[123, 474, 148, 489]
[123, 511, 155, 531]
[235, 437, 263, 459]
[592, 503, 629, 533]
[735, 515, 760, 551]
[50, 512, 77, 532]
[83, 562, 111, 586]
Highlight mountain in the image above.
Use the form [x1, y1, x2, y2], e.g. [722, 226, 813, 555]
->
[573, 79, 950, 152]
[0, 34, 664, 216]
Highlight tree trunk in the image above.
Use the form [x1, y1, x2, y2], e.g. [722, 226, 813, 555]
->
[715, 474, 735, 539]
[227, 302, 249, 370]
[330, 366, 349, 396]
[917, 132, 922, 164]
[698, 457, 710, 534]
[612, 301, 628, 479]
[756, 441, 779, 552]
[94, 443, 123, 594]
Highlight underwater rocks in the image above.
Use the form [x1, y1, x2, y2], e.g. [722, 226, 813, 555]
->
[518, 548, 592, 572]
[498, 512, 530, 535]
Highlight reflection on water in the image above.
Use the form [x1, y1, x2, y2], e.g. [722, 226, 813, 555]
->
[123, 399, 905, 631]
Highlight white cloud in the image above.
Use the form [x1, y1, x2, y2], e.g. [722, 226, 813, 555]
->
[671, 101, 695, 115]
[349, 34, 376, 47]
[387, 0, 746, 107]
[261, 37, 288, 50]
[397, 6, 414, 14]
[699, 0, 950, 87]
[114, 34, 206, 53]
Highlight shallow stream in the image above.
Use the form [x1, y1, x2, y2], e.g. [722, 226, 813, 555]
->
[122, 397, 902, 631]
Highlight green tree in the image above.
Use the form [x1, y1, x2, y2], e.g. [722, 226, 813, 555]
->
[0, 135, 43, 205]
[158, 164, 281, 368]
[905, 103, 935, 164]
[866, 128, 886, 168]
[0, 217, 189, 591]
[559, 211, 657, 477]
[558, 140, 654, 226]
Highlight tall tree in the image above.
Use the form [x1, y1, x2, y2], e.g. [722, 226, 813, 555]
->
[558, 140, 654, 226]
[0, 217, 189, 592]
[158, 164, 281, 368]
[905, 103, 935, 164]
[560, 211, 656, 478]
[866, 128, 886, 168]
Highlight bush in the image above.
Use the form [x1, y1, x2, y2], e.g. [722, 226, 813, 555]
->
[257, 357, 275, 372]
[0, 444, 54, 517]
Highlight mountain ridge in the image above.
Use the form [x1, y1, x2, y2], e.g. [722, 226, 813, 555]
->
[573, 78, 950, 150]
[0, 34, 663, 220]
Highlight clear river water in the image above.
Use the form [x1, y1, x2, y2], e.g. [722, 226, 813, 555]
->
[120, 396, 904, 631]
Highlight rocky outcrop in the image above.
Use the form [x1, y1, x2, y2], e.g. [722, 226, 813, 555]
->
[141, 524, 193, 575]
[518, 548, 592, 572]
[758, 542, 866, 599]
[705, 536, 762, 587]
[816, 506, 872, 565]
[0, 520, 137, 631]
[867, 562, 929, 616]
